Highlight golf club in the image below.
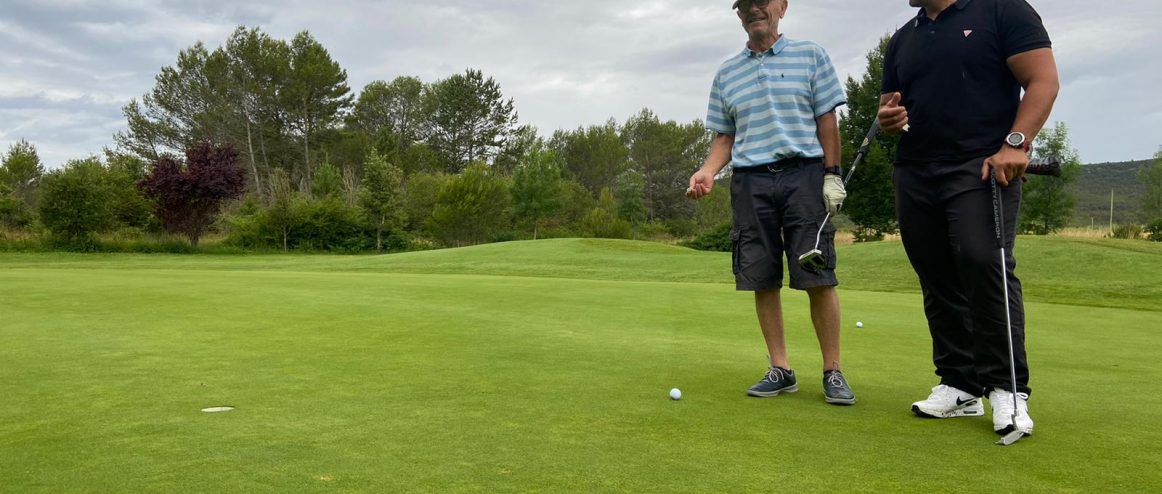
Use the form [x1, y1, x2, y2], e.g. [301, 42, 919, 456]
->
[798, 120, 881, 273]
[992, 156, 1060, 446]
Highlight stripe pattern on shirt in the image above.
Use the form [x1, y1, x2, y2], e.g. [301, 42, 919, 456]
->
[706, 36, 846, 168]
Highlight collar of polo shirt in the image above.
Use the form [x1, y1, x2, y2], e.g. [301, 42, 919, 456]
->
[915, 0, 973, 25]
[744, 34, 789, 58]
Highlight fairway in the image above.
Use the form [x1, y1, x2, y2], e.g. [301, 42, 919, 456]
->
[2, 238, 1161, 492]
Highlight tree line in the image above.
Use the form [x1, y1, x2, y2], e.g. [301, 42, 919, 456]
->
[2, 29, 1160, 251]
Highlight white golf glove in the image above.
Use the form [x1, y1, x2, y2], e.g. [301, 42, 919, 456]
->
[823, 174, 846, 214]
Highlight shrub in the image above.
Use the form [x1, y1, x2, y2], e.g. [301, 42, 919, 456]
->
[684, 222, 733, 252]
[1110, 224, 1143, 240]
[1146, 219, 1162, 242]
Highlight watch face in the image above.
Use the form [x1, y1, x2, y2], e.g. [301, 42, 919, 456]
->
[1006, 132, 1025, 147]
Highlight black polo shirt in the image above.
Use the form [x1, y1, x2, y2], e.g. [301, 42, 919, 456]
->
[882, 0, 1051, 164]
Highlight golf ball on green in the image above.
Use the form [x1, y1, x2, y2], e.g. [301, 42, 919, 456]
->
[856, 321, 864, 328]
[669, 388, 682, 400]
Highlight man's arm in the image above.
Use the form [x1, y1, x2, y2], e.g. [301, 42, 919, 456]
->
[1008, 47, 1059, 147]
[981, 47, 1060, 185]
[816, 111, 841, 167]
[687, 133, 734, 199]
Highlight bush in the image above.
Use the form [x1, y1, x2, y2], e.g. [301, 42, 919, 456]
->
[39, 158, 117, 247]
[1109, 224, 1143, 240]
[684, 222, 733, 252]
[1146, 219, 1162, 242]
[0, 194, 32, 229]
[226, 197, 379, 253]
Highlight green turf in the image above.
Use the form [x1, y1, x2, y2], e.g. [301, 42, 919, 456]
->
[2, 238, 1160, 492]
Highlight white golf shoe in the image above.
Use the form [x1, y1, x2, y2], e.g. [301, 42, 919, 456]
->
[989, 389, 1034, 435]
[911, 384, 985, 418]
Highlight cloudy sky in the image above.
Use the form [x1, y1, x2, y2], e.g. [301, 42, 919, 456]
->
[1, 0, 1158, 168]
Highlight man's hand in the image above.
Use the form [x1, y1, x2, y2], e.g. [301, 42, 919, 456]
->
[981, 145, 1029, 186]
[878, 92, 909, 135]
[687, 168, 715, 200]
[822, 174, 846, 214]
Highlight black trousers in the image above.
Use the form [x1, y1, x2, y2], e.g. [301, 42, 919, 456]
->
[893, 157, 1030, 396]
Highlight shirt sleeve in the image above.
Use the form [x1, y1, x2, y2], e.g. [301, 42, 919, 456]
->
[705, 71, 735, 134]
[811, 45, 847, 118]
[881, 32, 901, 95]
[998, 0, 1052, 58]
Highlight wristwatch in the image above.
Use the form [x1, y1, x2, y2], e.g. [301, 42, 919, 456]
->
[824, 166, 842, 176]
[1005, 131, 1030, 151]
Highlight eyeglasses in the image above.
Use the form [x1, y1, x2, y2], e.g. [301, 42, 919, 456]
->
[734, 0, 771, 11]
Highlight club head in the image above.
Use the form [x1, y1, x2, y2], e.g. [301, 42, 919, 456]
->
[798, 249, 826, 273]
[995, 430, 1027, 446]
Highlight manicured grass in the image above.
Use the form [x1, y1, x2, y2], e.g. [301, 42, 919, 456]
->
[1, 238, 1160, 491]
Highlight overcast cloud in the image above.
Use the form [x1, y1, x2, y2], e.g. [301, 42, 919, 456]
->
[1, 0, 1157, 168]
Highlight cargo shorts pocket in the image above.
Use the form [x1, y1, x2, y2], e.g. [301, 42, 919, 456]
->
[731, 227, 742, 275]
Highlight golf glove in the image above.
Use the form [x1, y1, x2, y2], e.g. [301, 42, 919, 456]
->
[822, 174, 846, 214]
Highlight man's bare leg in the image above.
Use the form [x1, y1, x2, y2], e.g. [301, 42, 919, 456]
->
[807, 286, 841, 371]
[755, 289, 789, 369]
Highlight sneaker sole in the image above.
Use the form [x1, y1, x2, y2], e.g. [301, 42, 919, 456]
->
[747, 384, 799, 397]
[825, 395, 856, 406]
[994, 424, 1034, 436]
[912, 403, 985, 418]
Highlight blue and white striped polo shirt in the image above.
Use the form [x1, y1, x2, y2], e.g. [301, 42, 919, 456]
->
[706, 36, 846, 168]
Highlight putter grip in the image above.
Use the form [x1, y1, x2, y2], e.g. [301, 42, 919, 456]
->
[1026, 157, 1062, 177]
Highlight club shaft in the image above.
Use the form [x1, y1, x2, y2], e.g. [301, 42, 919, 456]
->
[991, 172, 1021, 425]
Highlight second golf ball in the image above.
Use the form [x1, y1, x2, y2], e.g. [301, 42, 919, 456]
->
[856, 321, 864, 328]
[669, 388, 682, 400]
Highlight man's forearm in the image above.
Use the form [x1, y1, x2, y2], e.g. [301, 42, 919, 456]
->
[1011, 79, 1058, 142]
[816, 112, 841, 167]
[700, 133, 735, 174]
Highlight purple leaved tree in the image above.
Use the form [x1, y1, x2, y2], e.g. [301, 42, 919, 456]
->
[139, 143, 246, 246]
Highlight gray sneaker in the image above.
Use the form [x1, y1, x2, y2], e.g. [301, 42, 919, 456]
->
[823, 370, 856, 405]
[747, 367, 798, 397]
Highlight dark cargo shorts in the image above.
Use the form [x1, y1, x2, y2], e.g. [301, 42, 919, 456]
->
[731, 158, 838, 292]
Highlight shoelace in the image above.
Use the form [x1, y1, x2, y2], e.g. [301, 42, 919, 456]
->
[764, 367, 786, 383]
[826, 372, 846, 388]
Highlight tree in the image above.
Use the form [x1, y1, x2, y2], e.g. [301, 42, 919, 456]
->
[359, 151, 406, 253]
[428, 69, 518, 172]
[38, 158, 117, 246]
[105, 152, 154, 229]
[222, 26, 292, 196]
[494, 124, 543, 176]
[551, 121, 628, 196]
[285, 31, 354, 191]
[139, 143, 247, 246]
[622, 109, 707, 222]
[1021, 122, 1081, 234]
[429, 163, 511, 246]
[351, 76, 429, 162]
[116, 42, 226, 162]
[581, 187, 631, 239]
[615, 170, 647, 237]
[1141, 147, 1162, 221]
[840, 34, 899, 241]
[403, 172, 450, 233]
[312, 162, 344, 199]
[1, 140, 44, 208]
[511, 149, 564, 239]
[264, 169, 300, 251]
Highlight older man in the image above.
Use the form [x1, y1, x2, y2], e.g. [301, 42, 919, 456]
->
[877, 0, 1059, 435]
[688, 0, 853, 405]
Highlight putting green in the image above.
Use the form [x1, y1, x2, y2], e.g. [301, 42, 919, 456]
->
[1, 238, 1159, 491]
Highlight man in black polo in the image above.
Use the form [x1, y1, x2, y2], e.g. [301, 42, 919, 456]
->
[877, 0, 1059, 436]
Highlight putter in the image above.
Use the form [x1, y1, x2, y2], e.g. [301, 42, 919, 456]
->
[992, 155, 1060, 447]
[990, 167, 1025, 446]
[798, 120, 881, 273]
